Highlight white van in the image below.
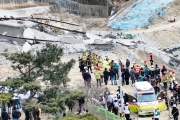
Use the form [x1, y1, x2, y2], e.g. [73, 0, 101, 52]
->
[128, 81, 166, 115]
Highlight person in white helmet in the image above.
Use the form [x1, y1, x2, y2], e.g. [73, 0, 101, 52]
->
[153, 108, 160, 120]
[124, 103, 130, 120]
[107, 91, 114, 112]
[113, 97, 119, 115]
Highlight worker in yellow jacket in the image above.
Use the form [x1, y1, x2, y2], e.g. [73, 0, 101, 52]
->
[162, 71, 169, 90]
[94, 68, 101, 87]
[82, 52, 87, 62]
[100, 68, 104, 83]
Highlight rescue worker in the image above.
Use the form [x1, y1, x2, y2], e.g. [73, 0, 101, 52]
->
[80, 61, 85, 73]
[86, 57, 93, 73]
[124, 103, 130, 120]
[149, 53, 153, 65]
[161, 65, 167, 75]
[106, 64, 111, 71]
[100, 67, 104, 83]
[169, 69, 174, 83]
[153, 108, 160, 120]
[94, 68, 101, 87]
[97, 60, 103, 69]
[162, 71, 169, 91]
[82, 52, 87, 63]
[110, 60, 114, 68]
[135, 65, 140, 80]
[171, 104, 179, 120]
[78, 57, 82, 72]
[102, 59, 108, 69]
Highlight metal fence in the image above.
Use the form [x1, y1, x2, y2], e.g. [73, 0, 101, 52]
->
[86, 102, 124, 120]
[52, 0, 108, 17]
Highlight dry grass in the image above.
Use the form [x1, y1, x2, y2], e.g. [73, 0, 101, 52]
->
[0, 1, 48, 10]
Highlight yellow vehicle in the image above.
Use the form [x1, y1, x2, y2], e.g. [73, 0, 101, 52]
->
[128, 81, 166, 116]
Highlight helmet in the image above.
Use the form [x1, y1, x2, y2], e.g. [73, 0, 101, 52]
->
[175, 81, 178, 85]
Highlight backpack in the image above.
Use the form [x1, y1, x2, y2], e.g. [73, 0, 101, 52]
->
[12, 110, 21, 118]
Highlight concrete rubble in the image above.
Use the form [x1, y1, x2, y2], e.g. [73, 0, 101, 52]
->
[0, 5, 179, 70]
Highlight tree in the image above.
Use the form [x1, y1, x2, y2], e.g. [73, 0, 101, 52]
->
[9, 43, 75, 85]
[0, 43, 82, 116]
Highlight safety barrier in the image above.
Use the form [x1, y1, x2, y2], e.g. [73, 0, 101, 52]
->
[86, 102, 125, 120]
[52, 0, 108, 17]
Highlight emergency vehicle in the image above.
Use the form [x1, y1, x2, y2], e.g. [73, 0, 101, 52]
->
[128, 81, 166, 116]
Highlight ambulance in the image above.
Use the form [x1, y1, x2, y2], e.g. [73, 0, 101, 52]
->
[128, 81, 166, 116]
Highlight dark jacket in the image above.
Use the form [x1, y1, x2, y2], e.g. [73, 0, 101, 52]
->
[78, 97, 85, 104]
[161, 67, 167, 75]
[130, 69, 136, 80]
[82, 72, 91, 81]
[126, 59, 130, 67]
[86, 59, 92, 66]
[172, 107, 179, 116]
[103, 70, 109, 78]
[155, 67, 160, 75]
[109, 69, 116, 76]
[124, 69, 130, 79]
[1, 111, 9, 120]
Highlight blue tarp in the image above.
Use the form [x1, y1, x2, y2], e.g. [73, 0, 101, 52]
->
[108, 0, 173, 30]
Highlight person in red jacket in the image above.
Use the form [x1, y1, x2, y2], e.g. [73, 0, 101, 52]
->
[149, 53, 153, 65]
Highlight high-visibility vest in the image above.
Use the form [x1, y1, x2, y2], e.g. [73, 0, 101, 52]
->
[162, 74, 169, 82]
[82, 55, 87, 61]
[100, 68, 104, 76]
[135, 66, 140, 73]
[106, 65, 110, 71]
[94, 70, 101, 79]
[98, 63, 102, 69]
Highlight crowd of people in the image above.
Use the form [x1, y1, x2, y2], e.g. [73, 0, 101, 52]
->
[78, 52, 179, 120]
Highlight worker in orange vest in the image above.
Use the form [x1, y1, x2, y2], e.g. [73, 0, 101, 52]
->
[97, 60, 103, 69]
[135, 65, 140, 80]
[149, 53, 153, 65]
